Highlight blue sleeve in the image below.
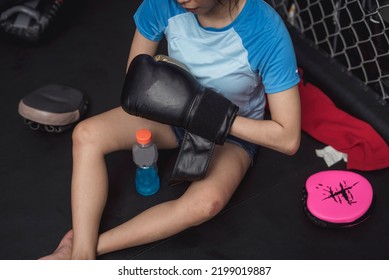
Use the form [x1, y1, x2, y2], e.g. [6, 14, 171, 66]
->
[133, 0, 168, 41]
[245, 3, 300, 94]
[261, 18, 300, 94]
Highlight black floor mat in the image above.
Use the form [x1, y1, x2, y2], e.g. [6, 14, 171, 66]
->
[0, 0, 388, 260]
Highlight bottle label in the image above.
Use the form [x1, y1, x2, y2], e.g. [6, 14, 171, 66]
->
[132, 143, 158, 167]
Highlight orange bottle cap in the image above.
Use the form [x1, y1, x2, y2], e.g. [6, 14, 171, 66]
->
[136, 129, 152, 145]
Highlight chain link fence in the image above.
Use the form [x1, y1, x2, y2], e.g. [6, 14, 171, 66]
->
[266, 0, 389, 103]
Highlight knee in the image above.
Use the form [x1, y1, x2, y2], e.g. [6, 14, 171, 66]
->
[186, 194, 226, 226]
[72, 120, 99, 148]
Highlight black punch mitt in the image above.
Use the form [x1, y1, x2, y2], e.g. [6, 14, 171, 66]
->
[0, 0, 65, 42]
[18, 84, 88, 133]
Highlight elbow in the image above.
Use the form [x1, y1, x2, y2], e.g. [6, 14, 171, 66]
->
[285, 139, 300, 155]
[283, 132, 301, 156]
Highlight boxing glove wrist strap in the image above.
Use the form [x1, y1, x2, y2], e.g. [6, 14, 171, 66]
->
[170, 131, 215, 183]
[187, 88, 238, 144]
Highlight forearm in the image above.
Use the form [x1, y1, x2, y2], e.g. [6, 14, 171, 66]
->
[230, 85, 301, 155]
[230, 116, 300, 155]
[126, 29, 159, 71]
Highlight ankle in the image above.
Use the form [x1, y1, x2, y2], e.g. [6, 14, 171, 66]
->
[71, 247, 96, 260]
[71, 251, 96, 260]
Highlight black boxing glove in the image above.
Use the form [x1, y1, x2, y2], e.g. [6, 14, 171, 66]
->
[121, 54, 238, 145]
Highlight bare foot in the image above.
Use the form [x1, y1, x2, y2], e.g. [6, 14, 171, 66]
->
[39, 230, 73, 260]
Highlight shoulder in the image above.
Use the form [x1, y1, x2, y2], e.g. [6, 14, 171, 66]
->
[234, 1, 292, 60]
[236, 0, 294, 58]
[242, 0, 287, 35]
[135, 0, 185, 41]
[234, 0, 291, 56]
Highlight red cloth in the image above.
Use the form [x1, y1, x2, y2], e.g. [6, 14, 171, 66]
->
[299, 80, 389, 171]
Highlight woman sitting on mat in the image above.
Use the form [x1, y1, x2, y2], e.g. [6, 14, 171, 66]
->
[40, 0, 301, 259]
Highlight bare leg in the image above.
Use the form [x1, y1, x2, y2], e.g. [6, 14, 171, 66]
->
[96, 142, 250, 256]
[68, 107, 177, 259]
[39, 107, 250, 259]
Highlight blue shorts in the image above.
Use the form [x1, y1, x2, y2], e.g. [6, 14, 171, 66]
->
[172, 127, 258, 162]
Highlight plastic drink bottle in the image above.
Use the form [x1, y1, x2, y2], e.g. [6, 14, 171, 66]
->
[132, 129, 160, 196]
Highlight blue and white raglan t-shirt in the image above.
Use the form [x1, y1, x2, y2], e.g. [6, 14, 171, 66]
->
[134, 0, 300, 120]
